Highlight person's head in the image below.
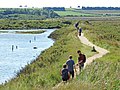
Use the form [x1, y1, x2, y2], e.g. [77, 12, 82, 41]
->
[77, 50, 81, 54]
[63, 64, 67, 68]
[69, 55, 72, 59]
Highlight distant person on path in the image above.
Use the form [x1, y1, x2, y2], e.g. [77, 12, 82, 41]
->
[61, 64, 70, 82]
[77, 50, 86, 71]
[66, 55, 75, 79]
[78, 27, 82, 36]
[91, 46, 97, 52]
[75, 21, 79, 30]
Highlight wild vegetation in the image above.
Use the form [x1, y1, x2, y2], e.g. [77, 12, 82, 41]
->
[0, 8, 119, 90]
[0, 8, 59, 20]
[0, 19, 71, 30]
[82, 6, 120, 10]
[56, 20, 120, 90]
[0, 20, 96, 90]
[55, 8, 120, 17]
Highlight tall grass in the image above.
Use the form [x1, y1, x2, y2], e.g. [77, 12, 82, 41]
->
[52, 20, 120, 90]
[1, 20, 119, 90]
[79, 20, 120, 90]
[0, 22, 96, 90]
[79, 61, 120, 90]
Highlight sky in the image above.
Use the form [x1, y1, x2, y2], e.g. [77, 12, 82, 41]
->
[0, 0, 120, 8]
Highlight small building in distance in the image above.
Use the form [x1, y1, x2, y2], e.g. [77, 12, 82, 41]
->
[43, 7, 65, 11]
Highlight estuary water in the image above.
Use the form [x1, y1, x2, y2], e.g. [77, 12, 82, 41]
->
[0, 29, 55, 84]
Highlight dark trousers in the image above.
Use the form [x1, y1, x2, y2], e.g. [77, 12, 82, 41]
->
[79, 63, 84, 71]
[79, 32, 81, 36]
[69, 70, 74, 78]
[62, 78, 68, 82]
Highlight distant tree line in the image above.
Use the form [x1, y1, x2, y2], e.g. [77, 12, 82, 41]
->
[0, 8, 60, 20]
[43, 7, 65, 11]
[82, 7, 120, 10]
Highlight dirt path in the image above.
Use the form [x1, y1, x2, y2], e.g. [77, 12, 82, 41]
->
[53, 33, 109, 89]
[79, 33, 109, 68]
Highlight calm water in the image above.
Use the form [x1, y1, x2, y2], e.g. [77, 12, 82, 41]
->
[0, 29, 55, 84]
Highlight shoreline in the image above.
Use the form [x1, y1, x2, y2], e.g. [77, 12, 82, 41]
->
[0, 29, 56, 85]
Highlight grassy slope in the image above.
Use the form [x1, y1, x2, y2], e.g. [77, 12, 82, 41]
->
[82, 20, 120, 90]
[0, 22, 96, 90]
[84, 21, 120, 62]
[55, 20, 120, 90]
[1, 19, 119, 90]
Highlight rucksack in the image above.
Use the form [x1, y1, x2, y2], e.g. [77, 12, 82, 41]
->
[78, 54, 86, 63]
[61, 69, 69, 80]
[83, 54, 86, 63]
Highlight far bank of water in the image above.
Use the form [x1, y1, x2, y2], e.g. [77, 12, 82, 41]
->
[0, 29, 55, 84]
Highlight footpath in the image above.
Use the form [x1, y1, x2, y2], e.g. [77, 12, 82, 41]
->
[53, 33, 109, 89]
[79, 33, 109, 68]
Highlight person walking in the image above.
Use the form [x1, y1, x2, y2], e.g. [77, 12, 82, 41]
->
[77, 50, 86, 71]
[61, 64, 70, 82]
[78, 27, 82, 36]
[75, 21, 80, 30]
[66, 55, 75, 79]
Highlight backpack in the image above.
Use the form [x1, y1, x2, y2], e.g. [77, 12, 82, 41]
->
[61, 69, 69, 80]
[78, 54, 86, 63]
[83, 54, 86, 63]
[79, 28, 82, 33]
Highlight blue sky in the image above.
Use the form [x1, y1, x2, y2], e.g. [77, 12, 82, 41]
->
[0, 0, 120, 8]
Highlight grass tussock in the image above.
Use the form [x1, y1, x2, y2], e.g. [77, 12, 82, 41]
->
[79, 61, 120, 90]
[54, 80, 98, 90]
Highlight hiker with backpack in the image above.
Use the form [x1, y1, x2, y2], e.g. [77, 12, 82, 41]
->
[61, 64, 70, 82]
[66, 55, 75, 79]
[77, 50, 86, 71]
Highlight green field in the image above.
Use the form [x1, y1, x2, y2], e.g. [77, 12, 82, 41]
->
[81, 10, 120, 14]
[55, 8, 120, 17]
[55, 10, 97, 17]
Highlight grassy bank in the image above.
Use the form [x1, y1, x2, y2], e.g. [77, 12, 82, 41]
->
[0, 21, 96, 90]
[82, 21, 120, 90]
[84, 20, 120, 62]
[57, 20, 120, 90]
[1, 19, 119, 90]
[0, 19, 71, 30]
